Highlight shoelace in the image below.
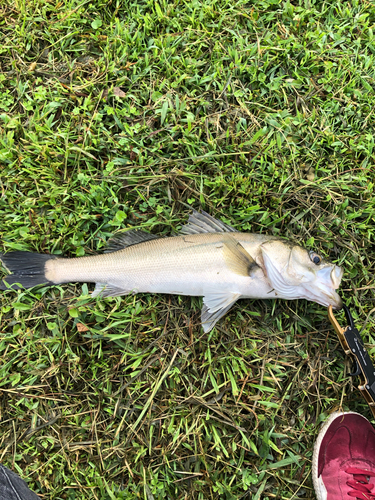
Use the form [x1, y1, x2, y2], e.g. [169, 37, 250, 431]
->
[346, 467, 375, 499]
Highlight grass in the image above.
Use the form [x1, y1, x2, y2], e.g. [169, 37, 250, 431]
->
[0, 0, 375, 498]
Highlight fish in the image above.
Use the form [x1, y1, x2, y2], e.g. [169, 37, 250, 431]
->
[0, 210, 343, 332]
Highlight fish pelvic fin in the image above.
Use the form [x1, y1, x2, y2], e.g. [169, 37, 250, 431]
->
[104, 230, 159, 253]
[0, 251, 59, 290]
[179, 210, 236, 235]
[201, 290, 241, 332]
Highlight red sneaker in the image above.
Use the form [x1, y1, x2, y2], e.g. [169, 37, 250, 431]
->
[312, 412, 375, 499]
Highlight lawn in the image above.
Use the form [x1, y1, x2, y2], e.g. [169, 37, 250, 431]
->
[0, 0, 375, 498]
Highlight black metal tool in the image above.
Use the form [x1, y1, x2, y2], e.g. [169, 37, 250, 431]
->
[328, 304, 375, 419]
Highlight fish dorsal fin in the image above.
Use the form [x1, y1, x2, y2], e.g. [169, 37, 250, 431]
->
[222, 234, 259, 276]
[179, 210, 236, 235]
[104, 230, 159, 253]
[201, 289, 241, 332]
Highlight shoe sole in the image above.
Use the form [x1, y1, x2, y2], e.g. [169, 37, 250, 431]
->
[311, 411, 360, 500]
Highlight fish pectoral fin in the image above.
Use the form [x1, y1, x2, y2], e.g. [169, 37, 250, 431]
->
[201, 290, 241, 333]
[104, 230, 159, 253]
[92, 283, 130, 298]
[222, 235, 259, 277]
[179, 210, 236, 235]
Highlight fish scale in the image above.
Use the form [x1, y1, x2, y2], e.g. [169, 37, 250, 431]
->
[0, 211, 343, 332]
[46, 233, 265, 295]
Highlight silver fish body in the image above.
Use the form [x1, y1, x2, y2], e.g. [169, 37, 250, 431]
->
[0, 211, 343, 332]
[45, 233, 273, 298]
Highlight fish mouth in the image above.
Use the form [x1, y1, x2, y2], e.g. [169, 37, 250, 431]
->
[303, 265, 343, 309]
[305, 287, 343, 309]
[331, 265, 343, 289]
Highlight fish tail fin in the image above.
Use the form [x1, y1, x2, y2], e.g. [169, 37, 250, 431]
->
[0, 251, 58, 290]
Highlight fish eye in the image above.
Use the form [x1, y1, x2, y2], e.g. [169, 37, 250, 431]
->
[309, 251, 322, 265]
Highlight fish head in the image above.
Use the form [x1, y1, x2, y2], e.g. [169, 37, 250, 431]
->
[260, 240, 343, 309]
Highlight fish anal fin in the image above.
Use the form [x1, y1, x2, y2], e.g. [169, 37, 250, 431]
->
[92, 283, 131, 298]
[222, 235, 259, 277]
[179, 210, 236, 235]
[104, 230, 159, 253]
[201, 290, 241, 332]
